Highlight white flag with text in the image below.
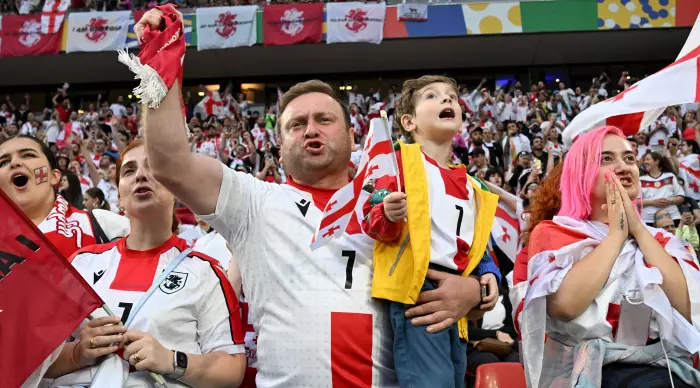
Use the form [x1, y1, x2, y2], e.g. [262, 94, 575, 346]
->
[197, 6, 257, 51]
[326, 2, 386, 44]
[65, 11, 130, 53]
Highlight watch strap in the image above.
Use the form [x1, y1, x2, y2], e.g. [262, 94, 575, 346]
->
[166, 351, 187, 380]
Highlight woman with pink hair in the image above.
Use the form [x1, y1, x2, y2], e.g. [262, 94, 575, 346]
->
[512, 126, 700, 388]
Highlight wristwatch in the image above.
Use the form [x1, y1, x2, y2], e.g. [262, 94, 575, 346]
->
[167, 350, 188, 380]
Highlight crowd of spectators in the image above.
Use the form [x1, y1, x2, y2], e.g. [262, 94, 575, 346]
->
[3, 70, 700, 384]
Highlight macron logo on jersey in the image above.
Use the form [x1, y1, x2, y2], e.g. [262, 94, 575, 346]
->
[296, 198, 311, 217]
[93, 269, 105, 284]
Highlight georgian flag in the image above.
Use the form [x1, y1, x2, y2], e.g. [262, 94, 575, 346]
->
[679, 153, 700, 201]
[311, 116, 398, 250]
[562, 14, 700, 148]
[513, 216, 700, 388]
[194, 91, 223, 117]
[490, 194, 520, 263]
[41, 0, 69, 34]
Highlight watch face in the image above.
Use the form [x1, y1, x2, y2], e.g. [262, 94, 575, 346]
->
[176, 351, 188, 368]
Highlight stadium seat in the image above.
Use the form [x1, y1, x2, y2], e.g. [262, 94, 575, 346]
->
[474, 363, 526, 388]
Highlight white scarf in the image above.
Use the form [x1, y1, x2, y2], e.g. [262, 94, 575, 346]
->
[515, 216, 700, 387]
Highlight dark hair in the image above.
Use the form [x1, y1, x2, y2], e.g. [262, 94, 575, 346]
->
[470, 147, 486, 157]
[1, 135, 58, 170]
[59, 171, 84, 209]
[684, 139, 700, 154]
[395, 75, 459, 143]
[276, 80, 351, 136]
[484, 167, 505, 185]
[116, 140, 179, 234]
[646, 152, 674, 174]
[85, 187, 111, 211]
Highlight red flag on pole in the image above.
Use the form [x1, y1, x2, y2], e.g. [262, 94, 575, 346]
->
[263, 3, 323, 46]
[0, 188, 103, 388]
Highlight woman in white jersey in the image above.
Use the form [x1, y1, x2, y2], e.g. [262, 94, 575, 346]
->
[640, 152, 685, 226]
[0, 136, 128, 257]
[0, 135, 129, 387]
[44, 140, 247, 388]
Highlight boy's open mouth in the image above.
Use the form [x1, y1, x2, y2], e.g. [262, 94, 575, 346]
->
[439, 108, 455, 120]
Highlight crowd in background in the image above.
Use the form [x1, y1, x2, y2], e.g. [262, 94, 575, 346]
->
[3, 70, 700, 385]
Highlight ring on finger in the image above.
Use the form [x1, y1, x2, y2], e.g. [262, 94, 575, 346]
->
[611, 200, 616, 204]
[131, 354, 142, 364]
[90, 337, 96, 348]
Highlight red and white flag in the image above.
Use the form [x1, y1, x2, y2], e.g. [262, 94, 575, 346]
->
[326, 2, 386, 44]
[563, 14, 700, 148]
[0, 189, 103, 388]
[41, 0, 69, 34]
[194, 91, 223, 118]
[0, 15, 61, 58]
[196, 5, 257, 51]
[66, 11, 130, 53]
[263, 3, 323, 46]
[490, 196, 520, 263]
[311, 116, 398, 250]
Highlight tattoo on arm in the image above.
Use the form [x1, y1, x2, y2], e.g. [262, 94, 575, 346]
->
[620, 214, 625, 231]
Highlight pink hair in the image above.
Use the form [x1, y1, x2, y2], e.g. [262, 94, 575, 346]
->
[559, 126, 626, 220]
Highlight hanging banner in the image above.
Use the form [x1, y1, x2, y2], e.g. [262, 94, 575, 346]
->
[197, 5, 257, 51]
[65, 11, 130, 53]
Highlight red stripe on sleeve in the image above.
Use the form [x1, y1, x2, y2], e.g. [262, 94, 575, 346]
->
[331, 312, 373, 388]
[191, 252, 245, 346]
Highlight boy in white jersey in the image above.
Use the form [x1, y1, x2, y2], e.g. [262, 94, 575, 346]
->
[363, 76, 501, 387]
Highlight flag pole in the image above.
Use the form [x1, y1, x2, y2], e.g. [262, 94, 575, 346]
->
[101, 304, 167, 387]
[380, 110, 401, 193]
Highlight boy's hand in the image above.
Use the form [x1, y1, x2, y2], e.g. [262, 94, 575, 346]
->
[383, 192, 407, 223]
[479, 274, 499, 311]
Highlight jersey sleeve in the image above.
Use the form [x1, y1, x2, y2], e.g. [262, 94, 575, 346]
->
[195, 254, 246, 355]
[473, 250, 502, 283]
[197, 162, 276, 253]
[362, 201, 402, 243]
[361, 151, 405, 242]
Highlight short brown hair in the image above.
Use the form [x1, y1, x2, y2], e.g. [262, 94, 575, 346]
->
[276, 80, 351, 136]
[394, 75, 459, 143]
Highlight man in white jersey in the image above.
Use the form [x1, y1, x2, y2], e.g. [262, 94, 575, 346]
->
[135, 13, 486, 386]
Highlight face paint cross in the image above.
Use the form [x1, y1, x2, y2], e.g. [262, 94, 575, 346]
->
[34, 166, 48, 185]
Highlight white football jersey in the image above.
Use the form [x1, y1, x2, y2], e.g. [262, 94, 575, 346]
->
[199, 164, 398, 388]
[51, 235, 245, 388]
[422, 153, 476, 272]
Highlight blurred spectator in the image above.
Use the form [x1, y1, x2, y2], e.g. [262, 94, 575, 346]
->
[82, 187, 111, 212]
[640, 152, 685, 226]
[655, 209, 699, 249]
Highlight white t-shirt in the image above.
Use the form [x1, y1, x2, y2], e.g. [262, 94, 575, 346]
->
[640, 172, 685, 222]
[44, 120, 59, 143]
[109, 103, 127, 118]
[195, 141, 217, 157]
[198, 165, 398, 388]
[97, 179, 119, 213]
[52, 235, 245, 387]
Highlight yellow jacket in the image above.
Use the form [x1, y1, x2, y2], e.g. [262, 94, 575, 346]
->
[371, 142, 499, 339]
